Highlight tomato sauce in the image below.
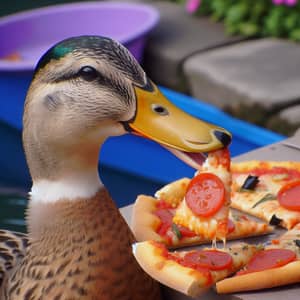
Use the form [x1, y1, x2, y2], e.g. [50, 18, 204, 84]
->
[236, 166, 300, 181]
[154, 202, 197, 241]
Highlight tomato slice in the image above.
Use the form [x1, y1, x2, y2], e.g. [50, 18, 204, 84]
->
[278, 180, 300, 211]
[183, 249, 233, 271]
[185, 173, 225, 217]
[239, 249, 296, 274]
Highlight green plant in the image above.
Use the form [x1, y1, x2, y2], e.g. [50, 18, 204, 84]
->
[191, 0, 300, 40]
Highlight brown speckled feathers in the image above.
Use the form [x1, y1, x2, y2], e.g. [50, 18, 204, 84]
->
[1, 189, 161, 299]
[0, 230, 27, 288]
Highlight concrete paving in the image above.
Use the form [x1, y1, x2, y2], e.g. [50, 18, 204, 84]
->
[266, 104, 300, 136]
[142, 1, 244, 92]
[183, 39, 300, 111]
[126, 1, 299, 135]
[279, 105, 300, 124]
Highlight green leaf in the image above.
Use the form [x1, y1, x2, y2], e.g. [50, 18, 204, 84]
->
[239, 22, 259, 37]
[239, 187, 255, 193]
[211, 0, 229, 21]
[172, 223, 182, 239]
[284, 13, 300, 32]
[264, 6, 288, 37]
[290, 28, 300, 42]
[225, 23, 240, 35]
[252, 193, 277, 209]
[226, 3, 249, 25]
[250, 2, 270, 22]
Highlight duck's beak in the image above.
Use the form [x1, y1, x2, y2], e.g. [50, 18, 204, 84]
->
[125, 82, 231, 169]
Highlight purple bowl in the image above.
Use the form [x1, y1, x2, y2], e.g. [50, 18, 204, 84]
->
[0, 2, 159, 188]
[0, 1, 159, 70]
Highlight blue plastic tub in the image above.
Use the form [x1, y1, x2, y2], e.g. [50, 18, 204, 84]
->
[0, 86, 284, 207]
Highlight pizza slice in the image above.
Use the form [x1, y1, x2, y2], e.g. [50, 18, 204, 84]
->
[133, 240, 260, 297]
[132, 194, 272, 248]
[231, 161, 300, 229]
[172, 148, 232, 243]
[216, 223, 300, 294]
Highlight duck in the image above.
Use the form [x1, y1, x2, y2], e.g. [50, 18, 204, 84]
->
[0, 36, 231, 299]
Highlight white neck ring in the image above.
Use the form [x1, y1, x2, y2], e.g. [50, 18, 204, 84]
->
[30, 172, 103, 203]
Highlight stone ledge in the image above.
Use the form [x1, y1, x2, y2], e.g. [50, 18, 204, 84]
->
[266, 104, 300, 136]
[142, 1, 243, 91]
[183, 38, 300, 110]
[279, 104, 300, 124]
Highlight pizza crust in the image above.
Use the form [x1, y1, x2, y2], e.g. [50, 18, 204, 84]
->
[216, 260, 300, 294]
[131, 195, 164, 243]
[155, 177, 190, 206]
[231, 161, 300, 172]
[133, 241, 210, 297]
[132, 195, 272, 248]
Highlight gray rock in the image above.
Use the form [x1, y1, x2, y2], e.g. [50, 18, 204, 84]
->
[142, 1, 243, 91]
[279, 105, 300, 124]
[184, 38, 300, 109]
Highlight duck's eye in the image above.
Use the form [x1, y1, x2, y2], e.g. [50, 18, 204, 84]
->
[78, 66, 98, 81]
[151, 104, 169, 116]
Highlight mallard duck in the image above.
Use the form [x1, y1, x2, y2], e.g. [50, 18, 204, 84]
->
[0, 36, 231, 299]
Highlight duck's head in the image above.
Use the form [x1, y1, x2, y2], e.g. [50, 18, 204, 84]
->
[23, 36, 231, 187]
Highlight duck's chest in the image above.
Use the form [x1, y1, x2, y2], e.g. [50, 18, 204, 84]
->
[5, 190, 160, 299]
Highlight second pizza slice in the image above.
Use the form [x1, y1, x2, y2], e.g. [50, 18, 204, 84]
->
[133, 240, 261, 297]
[217, 223, 300, 294]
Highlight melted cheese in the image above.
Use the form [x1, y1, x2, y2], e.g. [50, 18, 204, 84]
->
[231, 167, 300, 229]
[173, 150, 231, 242]
[173, 199, 228, 240]
[268, 224, 300, 258]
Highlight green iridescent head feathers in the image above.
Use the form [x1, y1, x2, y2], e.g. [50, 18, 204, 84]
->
[35, 36, 106, 73]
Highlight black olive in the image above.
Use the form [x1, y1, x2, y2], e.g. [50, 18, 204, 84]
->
[294, 239, 300, 248]
[269, 214, 282, 226]
[241, 175, 259, 190]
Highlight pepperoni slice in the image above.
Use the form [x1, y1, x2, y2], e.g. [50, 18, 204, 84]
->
[177, 225, 197, 238]
[226, 219, 235, 234]
[183, 249, 233, 271]
[154, 209, 173, 236]
[278, 180, 300, 211]
[155, 208, 196, 238]
[185, 173, 225, 217]
[240, 249, 296, 274]
[156, 200, 173, 209]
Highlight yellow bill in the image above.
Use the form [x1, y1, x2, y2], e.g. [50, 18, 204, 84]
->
[127, 82, 232, 169]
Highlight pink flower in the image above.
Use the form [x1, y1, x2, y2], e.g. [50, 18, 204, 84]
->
[285, 0, 298, 6]
[272, 0, 298, 5]
[186, 0, 201, 13]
